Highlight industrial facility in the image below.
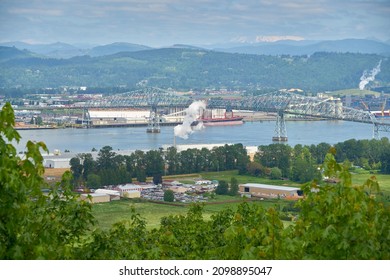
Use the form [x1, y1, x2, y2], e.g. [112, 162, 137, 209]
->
[239, 183, 303, 199]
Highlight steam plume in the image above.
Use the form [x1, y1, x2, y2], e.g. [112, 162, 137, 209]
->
[359, 60, 382, 90]
[174, 101, 206, 139]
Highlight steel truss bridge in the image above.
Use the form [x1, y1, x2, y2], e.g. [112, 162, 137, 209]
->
[84, 87, 390, 140]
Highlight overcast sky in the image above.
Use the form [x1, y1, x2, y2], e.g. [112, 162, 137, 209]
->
[0, 0, 389, 47]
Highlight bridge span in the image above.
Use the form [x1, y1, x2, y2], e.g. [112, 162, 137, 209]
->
[84, 88, 390, 141]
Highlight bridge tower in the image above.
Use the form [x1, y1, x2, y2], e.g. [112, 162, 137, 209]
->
[147, 105, 161, 133]
[81, 107, 91, 128]
[272, 111, 288, 142]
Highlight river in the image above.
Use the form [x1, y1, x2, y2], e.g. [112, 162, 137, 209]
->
[14, 120, 380, 154]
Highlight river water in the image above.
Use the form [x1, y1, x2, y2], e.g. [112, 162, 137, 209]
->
[13, 120, 382, 154]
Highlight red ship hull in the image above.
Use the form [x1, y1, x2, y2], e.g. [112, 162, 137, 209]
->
[198, 116, 244, 126]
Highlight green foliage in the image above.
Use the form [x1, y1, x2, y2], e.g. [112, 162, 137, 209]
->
[229, 177, 239, 196]
[0, 102, 94, 259]
[270, 167, 282, 180]
[136, 168, 147, 182]
[69, 157, 83, 183]
[246, 161, 265, 177]
[163, 190, 175, 202]
[292, 153, 390, 259]
[380, 145, 390, 174]
[152, 173, 163, 185]
[86, 173, 101, 188]
[256, 144, 292, 178]
[215, 180, 229, 195]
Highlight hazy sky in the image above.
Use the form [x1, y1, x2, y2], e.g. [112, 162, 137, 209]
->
[0, 0, 389, 47]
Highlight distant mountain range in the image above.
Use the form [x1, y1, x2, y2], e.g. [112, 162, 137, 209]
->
[0, 42, 152, 59]
[214, 39, 390, 56]
[1, 38, 389, 59]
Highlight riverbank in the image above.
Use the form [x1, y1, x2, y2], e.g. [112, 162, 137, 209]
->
[15, 123, 57, 130]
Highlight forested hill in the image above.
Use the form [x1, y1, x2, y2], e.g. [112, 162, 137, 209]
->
[0, 46, 389, 92]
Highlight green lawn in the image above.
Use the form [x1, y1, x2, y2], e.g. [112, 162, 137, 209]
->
[352, 173, 390, 192]
[92, 200, 189, 230]
[92, 196, 287, 231]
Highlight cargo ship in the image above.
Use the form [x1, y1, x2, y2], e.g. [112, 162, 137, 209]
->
[372, 110, 390, 118]
[196, 108, 244, 126]
[198, 116, 244, 126]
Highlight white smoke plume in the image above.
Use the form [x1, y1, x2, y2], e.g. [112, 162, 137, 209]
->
[359, 60, 382, 90]
[174, 101, 206, 139]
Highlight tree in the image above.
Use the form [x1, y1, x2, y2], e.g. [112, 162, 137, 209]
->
[69, 157, 83, 183]
[246, 161, 265, 177]
[131, 150, 146, 179]
[215, 180, 229, 195]
[97, 146, 116, 170]
[165, 146, 179, 175]
[380, 145, 390, 174]
[0, 102, 94, 259]
[81, 153, 95, 180]
[270, 167, 282, 180]
[256, 144, 292, 177]
[145, 150, 164, 177]
[164, 190, 175, 202]
[310, 142, 331, 164]
[229, 177, 239, 196]
[153, 173, 163, 185]
[86, 173, 101, 188]
[136, 168, 146, 182]
[291, 151, 390, 259]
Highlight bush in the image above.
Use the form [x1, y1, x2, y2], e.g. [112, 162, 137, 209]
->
[163, 190, 175, 202]
[270, 167, 282, 180]
[215, 180, 229, 195]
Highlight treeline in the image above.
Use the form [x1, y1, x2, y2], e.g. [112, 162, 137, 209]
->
[253, 137, 390, 182]
[70, 144, 249, 188]
[70, 137, 390, 188]
[1, 102, 389, 260]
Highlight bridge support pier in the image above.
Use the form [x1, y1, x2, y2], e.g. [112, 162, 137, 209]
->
[272, 112, 288, 142]
[373, 124, 380, 140]
[147, 106, 161, 133]
[81, 107, 91, 128]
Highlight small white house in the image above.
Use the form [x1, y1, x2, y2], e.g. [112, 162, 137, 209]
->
[115, 184, 155, 197]
[94, 189, 121, 201]
[80, 193, 110, 203]
[44, 158, 71, 168]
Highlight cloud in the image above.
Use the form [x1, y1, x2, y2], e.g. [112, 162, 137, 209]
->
[255, 36, 305, 42]
[0, 0, 388, 46]
[8, 8, 63, 17]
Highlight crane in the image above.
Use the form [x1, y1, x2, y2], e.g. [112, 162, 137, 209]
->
[360, 101, 371, 112]
[381, 98, 387, 117]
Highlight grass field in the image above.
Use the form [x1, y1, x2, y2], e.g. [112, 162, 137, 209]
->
[352, 173, 390, 192]
[92, 196, 286, 230]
